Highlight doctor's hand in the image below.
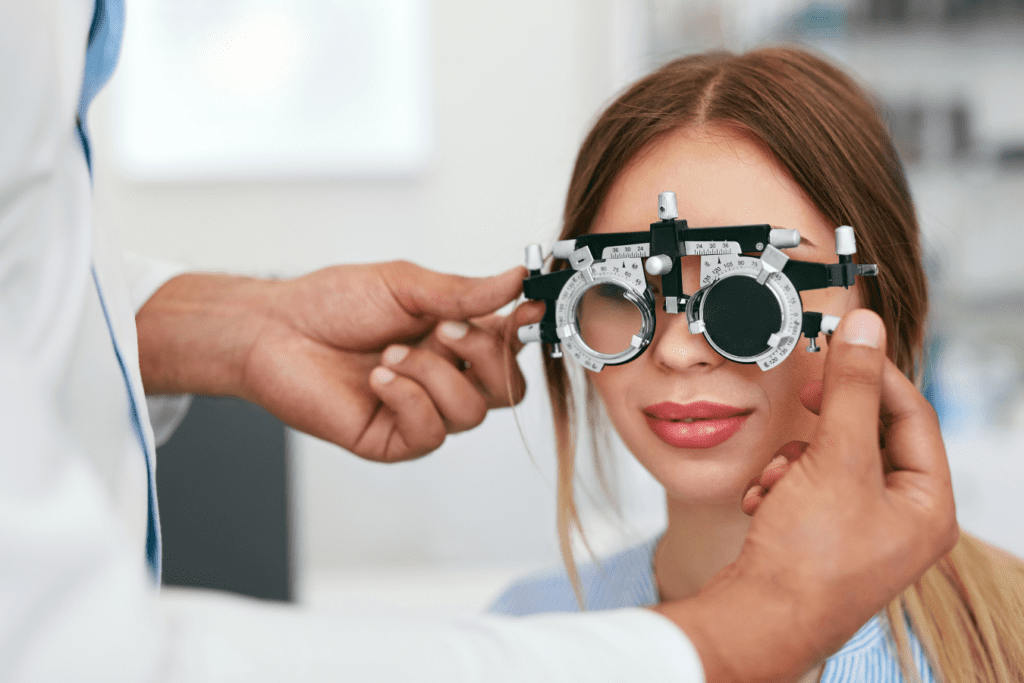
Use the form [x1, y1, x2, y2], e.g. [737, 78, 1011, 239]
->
[654, 310, 957, 683]
[136, 262, 543, 462]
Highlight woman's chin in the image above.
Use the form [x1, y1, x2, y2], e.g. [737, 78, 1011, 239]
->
[647, 462, 764, 508]
[664, 485, 755, 508]
[625, 430, 768, 507]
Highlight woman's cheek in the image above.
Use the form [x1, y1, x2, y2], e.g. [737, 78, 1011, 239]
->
[761, 350, 823, 442]
[588, 368, 634, 428]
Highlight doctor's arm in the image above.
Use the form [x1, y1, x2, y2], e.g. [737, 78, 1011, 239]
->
[135, 263, 541, 462]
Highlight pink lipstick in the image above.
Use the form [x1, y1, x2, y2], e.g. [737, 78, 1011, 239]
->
[643, 401, 750, 449]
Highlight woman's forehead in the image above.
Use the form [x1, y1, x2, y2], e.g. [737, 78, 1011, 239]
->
[591, 127, 833, 249]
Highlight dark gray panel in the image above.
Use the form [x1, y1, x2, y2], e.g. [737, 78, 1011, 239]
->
[156, 396, 291, 602]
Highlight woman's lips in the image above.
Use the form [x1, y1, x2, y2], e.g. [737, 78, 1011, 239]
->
[643, 401, 750, 449]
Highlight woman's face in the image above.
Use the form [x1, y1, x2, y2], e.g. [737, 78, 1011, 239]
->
[588, 125, 862, 506]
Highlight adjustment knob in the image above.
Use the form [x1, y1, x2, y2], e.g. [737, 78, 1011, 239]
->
[835, 226, 856, 255]
[517, 323, 542, 344]
[820, 314, 841, 335]
[769, 228, 801, 249]
[645, 254, 673, 276]
[658, 192, 678, 220]
[524, 244, 544, 272]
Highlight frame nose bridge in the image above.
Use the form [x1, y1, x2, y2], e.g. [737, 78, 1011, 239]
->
[650, 301, 723, 370]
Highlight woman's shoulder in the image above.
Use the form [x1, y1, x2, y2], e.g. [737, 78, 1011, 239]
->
[487, 536, 661, 616]
[488, 544, 936, 681]
[822, 615, 937, 683]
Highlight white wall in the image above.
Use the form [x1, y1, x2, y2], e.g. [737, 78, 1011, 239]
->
[91, 2, 647, 279]
[88, 0, 657, 583]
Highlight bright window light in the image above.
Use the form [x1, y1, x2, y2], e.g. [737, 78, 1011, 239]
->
[112, 0, 433, 180]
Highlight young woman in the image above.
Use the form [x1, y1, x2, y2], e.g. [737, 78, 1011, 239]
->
[490, 47, 1024, 682]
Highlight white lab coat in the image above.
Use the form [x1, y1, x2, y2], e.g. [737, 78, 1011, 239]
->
[0, 2, 703, 681]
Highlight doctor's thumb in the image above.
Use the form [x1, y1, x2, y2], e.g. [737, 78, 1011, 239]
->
[393, 263, 527, 321]
[811, 309, 887, 473]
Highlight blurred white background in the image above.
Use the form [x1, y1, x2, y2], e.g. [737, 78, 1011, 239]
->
[113, 0, 433, 179]
[89, 0, 1024, 616]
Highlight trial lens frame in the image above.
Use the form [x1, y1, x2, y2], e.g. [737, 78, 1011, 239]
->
[517, 191, 878, 372]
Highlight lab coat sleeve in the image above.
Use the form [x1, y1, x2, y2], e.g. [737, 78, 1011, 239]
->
[122, 252, 193, 446]
[1, 369, 706, 683]
[159, 588, 705, 683]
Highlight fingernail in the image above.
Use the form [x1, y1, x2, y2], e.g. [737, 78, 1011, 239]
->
[438, 321, 469, 340]
[840, 310, 882, 349]
[383, 345, 410, 365]
[372, 367, 395, 384]
[768, 454, 788, 470]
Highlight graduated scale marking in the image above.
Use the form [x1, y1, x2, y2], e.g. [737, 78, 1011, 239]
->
[701, 255, 755, 287]
[601, 240, 743, 260]
[601, 244, 650, 259]
[686, 240, 743, 256]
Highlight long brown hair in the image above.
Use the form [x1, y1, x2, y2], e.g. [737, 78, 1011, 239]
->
[545, 46, 1024, 682]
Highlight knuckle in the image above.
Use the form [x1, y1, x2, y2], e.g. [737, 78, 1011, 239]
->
[911, 489, 958, 553]
[426, 425, 446, 451]
[508, 365, 528, 402]
[380, 441, 413, 464]
[382, 259, 416, 286]
[470, 396, 489, 425]
[492, 367, 526, 406]
[510, 380, 527, 406]
[408, 420, 445, 455]
[918, 398, 941, 427]
[459, 395, 488, 429]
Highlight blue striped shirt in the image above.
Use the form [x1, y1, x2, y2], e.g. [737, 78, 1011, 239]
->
[489, 537, 936, 682]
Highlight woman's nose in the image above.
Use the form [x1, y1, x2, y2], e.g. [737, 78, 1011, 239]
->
[648, 258, 725, 373]
[649, 306, 726, 373]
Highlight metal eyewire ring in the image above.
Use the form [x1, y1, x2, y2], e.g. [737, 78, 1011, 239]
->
[556, 270, 657, 372]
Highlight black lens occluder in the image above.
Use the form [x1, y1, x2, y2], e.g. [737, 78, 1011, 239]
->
[702, 276, 782, 359]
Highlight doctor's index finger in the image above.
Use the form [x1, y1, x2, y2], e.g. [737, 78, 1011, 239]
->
[812, 309, 887, 472]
